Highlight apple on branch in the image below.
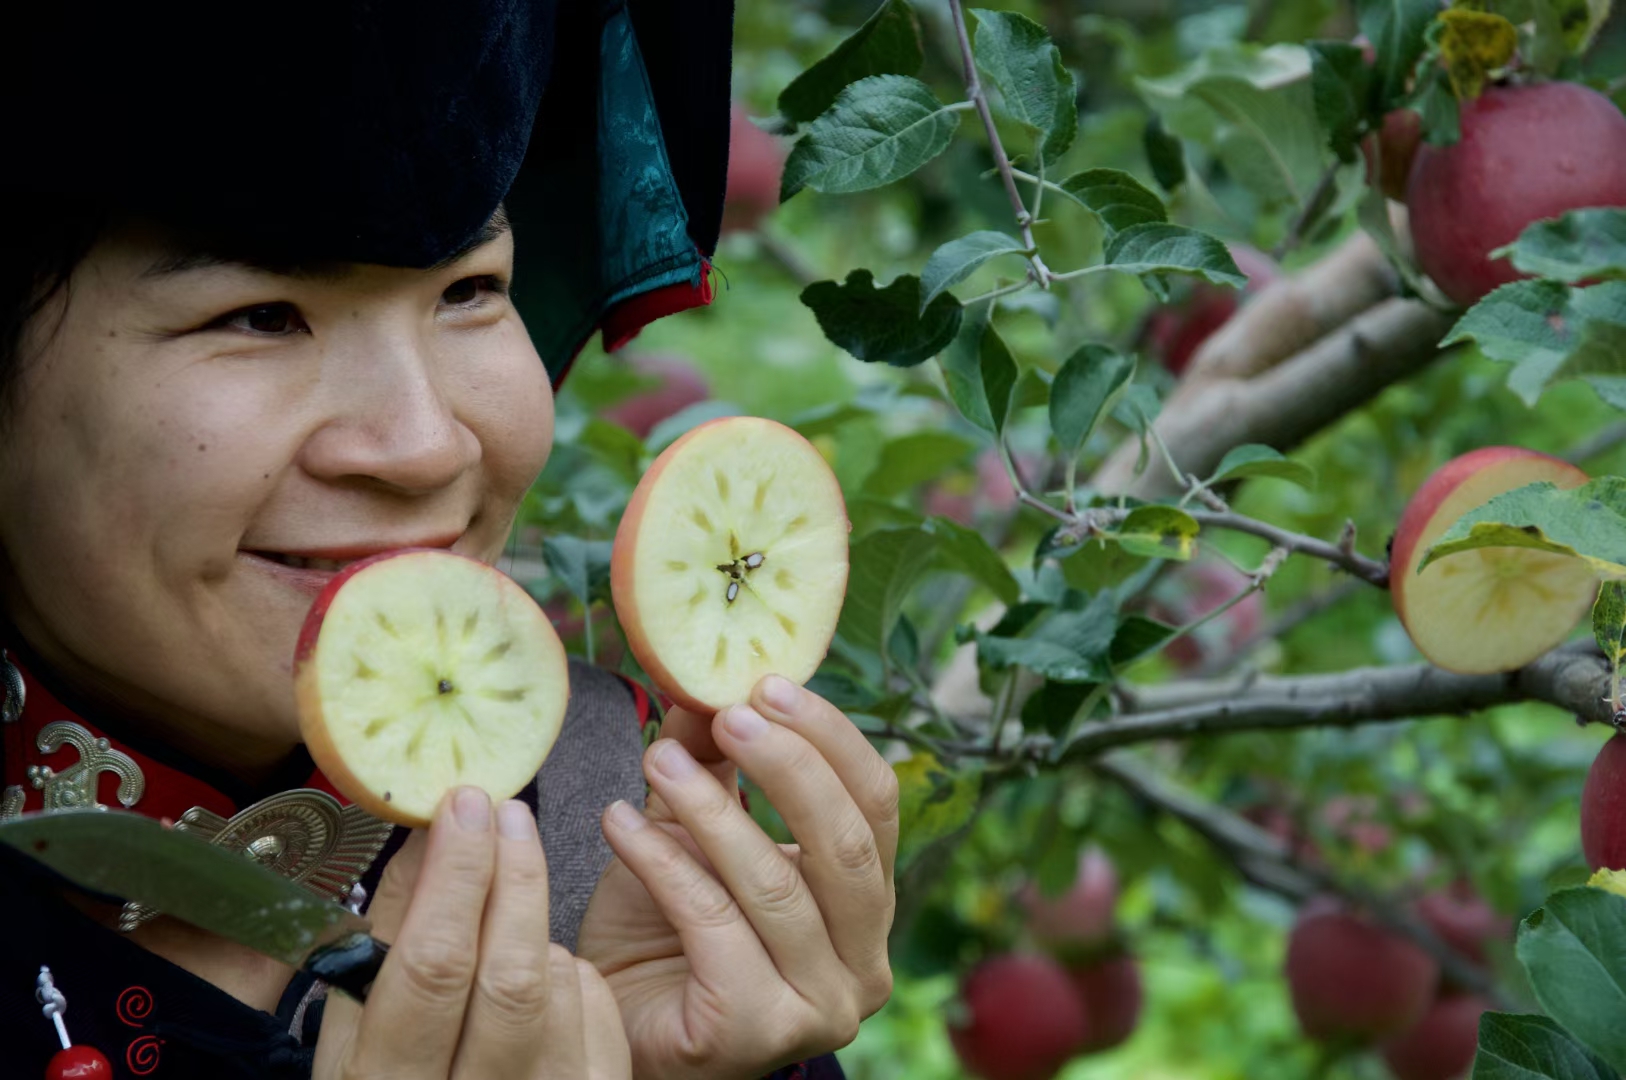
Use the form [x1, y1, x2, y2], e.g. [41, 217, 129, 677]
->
[1139, 244, 1279, 377]
[1408, 81, 1626, 306]
[1379, 993, 1492, 1080]
[1068, 952, 1143, 1055]
[948, 953, 1090, 1080]
[295, 549, 570, 827]
[602, 353, 711, 440]
[1017, 846, 1120, 957]
[1390, 446, 1596, 674]
[611, 416, 850, 714]
[721, 103, 788, 235]
[1582, 733, 1626, 871]
[1284, 897, 1439, 1045]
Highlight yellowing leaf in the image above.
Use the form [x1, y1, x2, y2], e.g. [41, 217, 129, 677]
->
[1438, 9, 1518, 99]
[894, 752, 980, 867]
[1589, 868, 1626, 899]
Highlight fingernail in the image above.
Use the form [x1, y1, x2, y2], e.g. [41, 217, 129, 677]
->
[723, 704, 770, 741]
[760, 675, 800, 715]
[453, 786, 491, 832]
[652, 739, 698, 780]
[607, 799, 646, 832]
[497, 799, 534, 840]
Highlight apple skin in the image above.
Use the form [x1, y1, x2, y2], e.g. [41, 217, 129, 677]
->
[1416, 881, 1509, 968]
[1582, 734, 1626, 870]
[1380, 994, 1492, 1080]
[722, 104, 787, 234]
[1363, 109, 1424, 202]
[603, 354, 711, 439]
[610, 416, 851, 716]
[1069, 953, 1143, 1054]
[1142, 245, 1279, 376]
[948, 954, 1090, 1080]
[1285, 898, 1440, 1044]
[1018, 847, 1120, 953]
[1408, 82, 1626, 306]
[1389, 446, 1591, 673]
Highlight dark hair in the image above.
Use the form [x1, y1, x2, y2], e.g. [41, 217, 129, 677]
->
[0, 207, 108, 424]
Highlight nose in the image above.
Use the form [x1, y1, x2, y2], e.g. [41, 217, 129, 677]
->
[297, 328, 482, 496]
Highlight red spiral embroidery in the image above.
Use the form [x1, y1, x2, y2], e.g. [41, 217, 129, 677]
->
[116, 985, 154, 1027]
[126, 1034, 162, 1075]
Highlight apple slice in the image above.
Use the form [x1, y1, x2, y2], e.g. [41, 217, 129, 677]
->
[295, 549, 569, 827]
[1391, 446, 1595, 674]
[612, 416, 849, 714]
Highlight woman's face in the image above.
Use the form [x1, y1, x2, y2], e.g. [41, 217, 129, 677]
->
[0, 219, 553, 767]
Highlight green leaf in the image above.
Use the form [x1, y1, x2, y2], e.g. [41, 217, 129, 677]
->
[1105, 223, 1247, 288]
[1472, 1012, 1619, 1080]
[863, 431, 979, 498]
[1307, 41, 1375, 163]
[777, 0, 925, 125]
[1594, 582, 1626, 666]
[970, 9, 1074, 161]
[1358, 0, 1440, 106]
[780, 75, 960, 199]
[920, 231, 1030, 311]
[1444, 281, 1626, 406]
[1104, 506, 1201, 561]
[837, 526, 939, 653]
[801, 269, 964, 368]
[1111, 383, 1164, 435]
[1493, 209, 1626, 284]
[541, 535, 614, 607]
[1516, 886, 1626, 1072]
[926, 516, 1022, 606]
[1419, 477, 1626, 578]
[976, 592, 1119, 683]
[1054, 169, 1169, 237]
[1208, 444, 1317, 490]
[1022, 679, 1098, 736]
[1110, 614, 1179, 667]
[1050, 345, 1136, 461]
[894, 752, 980, 868]
[1143, 115, 1187, 193]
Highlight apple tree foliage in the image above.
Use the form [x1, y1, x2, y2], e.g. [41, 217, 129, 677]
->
[517, 1, 1626, 1076]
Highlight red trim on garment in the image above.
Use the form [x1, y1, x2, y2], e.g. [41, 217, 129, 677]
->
[0, 652, 349, 822]
[598, 259, 715, 354]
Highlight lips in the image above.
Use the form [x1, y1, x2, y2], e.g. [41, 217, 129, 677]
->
[242, 535, 464, 583]
[256, 552, 358, 572]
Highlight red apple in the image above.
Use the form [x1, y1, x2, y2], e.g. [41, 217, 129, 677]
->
[1069, 953, 1143, 1054]
[1146, 558, 1266, 671]
[1019, 847, 1120, 953]
[1364, 108, 1425, 202]
[611, 416, 850, 714]
[948, 954, 1090, 1080]
[602, 354, 711, 439]
[295, 549, 571, 827]
[1142, 245, 1280, 376]
[1416, 881, 1509, 967]
[1390, 447, 1595, 674]
[1380, 994, 1491, 1080]
[1408, 81, 1626, 306]
[722, 103, 787, 234]
[1582, 733, 1626, 870]
[1285, 898, 1440, 1044]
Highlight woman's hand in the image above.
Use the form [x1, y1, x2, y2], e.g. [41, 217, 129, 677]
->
[312, 787, 631, 1079]
[577, 676, 899, 1080]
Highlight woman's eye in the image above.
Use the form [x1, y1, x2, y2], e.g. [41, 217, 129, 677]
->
[441, 275, 507, 307]
[218, 303, 309, 336]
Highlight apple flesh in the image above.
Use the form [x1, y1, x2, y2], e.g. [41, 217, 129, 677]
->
[1582, 734, 1626, 870]
[1380, 994, 1491, 1080]
[1285, 898, 1439, 1044]
[948, 954, 1089, 1080]
[611, 416, 850, 714]
[294, 550, 570, 827]
[1018, 847, 1120, 954]
[1390, 446, 1595, 674]
[1408, 82, 1626, 306]
[1069, 953, 1143, 1054]
[603, 354, 711, 439]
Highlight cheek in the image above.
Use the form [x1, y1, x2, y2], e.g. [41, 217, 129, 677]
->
[465, 325, 555, 494]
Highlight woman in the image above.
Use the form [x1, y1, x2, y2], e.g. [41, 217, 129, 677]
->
[0, 2, 896, 1078]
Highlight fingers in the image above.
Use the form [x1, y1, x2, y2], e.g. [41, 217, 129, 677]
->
[711, 700, 893, 999]
[531, 946, 588, 1080]
[348, 787, 497, 1078]
[750, 676, 900, 886]
[575, 958, 633, 1080]
[451, 799, 558, 1079]
[651, 704, 738, 788]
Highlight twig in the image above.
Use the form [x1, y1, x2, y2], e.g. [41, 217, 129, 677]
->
[1194, 578, 1363, 678]
[1183, 509, 1390, 587]
[1564, 419, 1626, 466]
[961, 276, 1035, 308]
[1272, 159, 1343, 262]
[947, 0, 1053, 287]
[752, 227, 823, 287]
[1091, 753, 1514, 1008]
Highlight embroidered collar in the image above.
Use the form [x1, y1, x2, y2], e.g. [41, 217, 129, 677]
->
[0, 645, 394, 931]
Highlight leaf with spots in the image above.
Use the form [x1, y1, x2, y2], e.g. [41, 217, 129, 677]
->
[894, 752, 980, 868]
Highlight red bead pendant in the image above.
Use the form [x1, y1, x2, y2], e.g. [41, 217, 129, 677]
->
[46, 1046, 113, 1080]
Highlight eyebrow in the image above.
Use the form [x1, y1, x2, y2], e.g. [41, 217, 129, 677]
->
[140, 207, 513, 281]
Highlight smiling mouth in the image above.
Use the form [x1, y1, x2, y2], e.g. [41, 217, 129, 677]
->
[253, 553, 359, 573]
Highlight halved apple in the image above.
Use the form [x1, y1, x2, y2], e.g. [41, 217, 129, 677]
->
[612, 416, 850, 714]
[1391, 446, 1595, 673]
[295, 549, 570, 827]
